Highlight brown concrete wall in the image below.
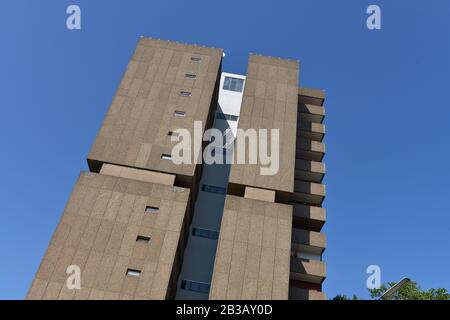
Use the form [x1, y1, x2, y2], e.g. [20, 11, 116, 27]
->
[228, 54, 299, 193]
[87, 37, 223, 177]
[209, 195, 292, 300]
[292, 204, 326, 232]
[291, 228, 326, 250]
[27, 172, 190, 300]
[289, 286, 326, 300]
[100, 163, 175, 186]
[290, 259, 326, 283]
[244, 186, 275, 202]
[298, 87, 325, 106]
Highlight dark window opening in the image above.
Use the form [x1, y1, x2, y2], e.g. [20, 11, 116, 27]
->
[136, 235, 151, 243]
[126, 269, 141, 277]
[192, 227, 219, 240]
[216, 113, 239, 121]
[181, 280, 210, 293]
[201, 184, 226, 194]
[174, 111, 186, 117]
[145, 206, 159, 213]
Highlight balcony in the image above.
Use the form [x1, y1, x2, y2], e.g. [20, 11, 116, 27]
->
[295, 159, 325, 183]
[298, 103, 325, 123]
[292, 181, 325, 205]
[291, 228, 326, 254]
[293, 204, 326, 232]
[290, 228, 326, 286]
[298, 87, 326, 108]
[289, 286, 326, 300]
[296, 140, 325, 162]
[297, 120, 325, 142]
[290, 258, 326, 284]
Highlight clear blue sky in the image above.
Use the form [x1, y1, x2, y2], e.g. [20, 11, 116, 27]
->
[1, 0, 449, 300]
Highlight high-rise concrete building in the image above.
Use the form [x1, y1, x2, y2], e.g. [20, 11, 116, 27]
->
[27, 38, 326, 300]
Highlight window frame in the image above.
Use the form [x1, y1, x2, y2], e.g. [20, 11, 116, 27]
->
[174, 110, 186, 117]
[201, 184, 226, 195]
[136, 235, 151, 243]
[145, 206, 159, 213]
[179, 91, 192, 97]
[180, 280, 210, 294]
[223, 76, 244, 92]
[192, 227, 219, 240]
[126, 269, 141, 277]
[216, 112, 239, 121]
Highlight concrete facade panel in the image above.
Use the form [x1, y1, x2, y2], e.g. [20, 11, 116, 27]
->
[209, 195, 292, 300]
[88, 38, 223, 178]
[27, 172, 189, 300]
[228, 54, 299, 193]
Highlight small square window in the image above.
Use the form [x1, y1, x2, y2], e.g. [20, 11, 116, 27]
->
[180, 91, 192, 97]
[126, 269, 141, 277]
[185, 74, 197, 79]
[191, 57, 201, 62]
[136, 235, 151, 243]
[174, 111, 186, 117]
[161, 154, 172, 160]
[145, 206, 159, 213]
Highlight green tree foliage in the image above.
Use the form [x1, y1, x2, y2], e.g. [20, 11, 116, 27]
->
[333, 280, 449, 300]
[369, 281, 450, 300]
[332, 294, 358, 300]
